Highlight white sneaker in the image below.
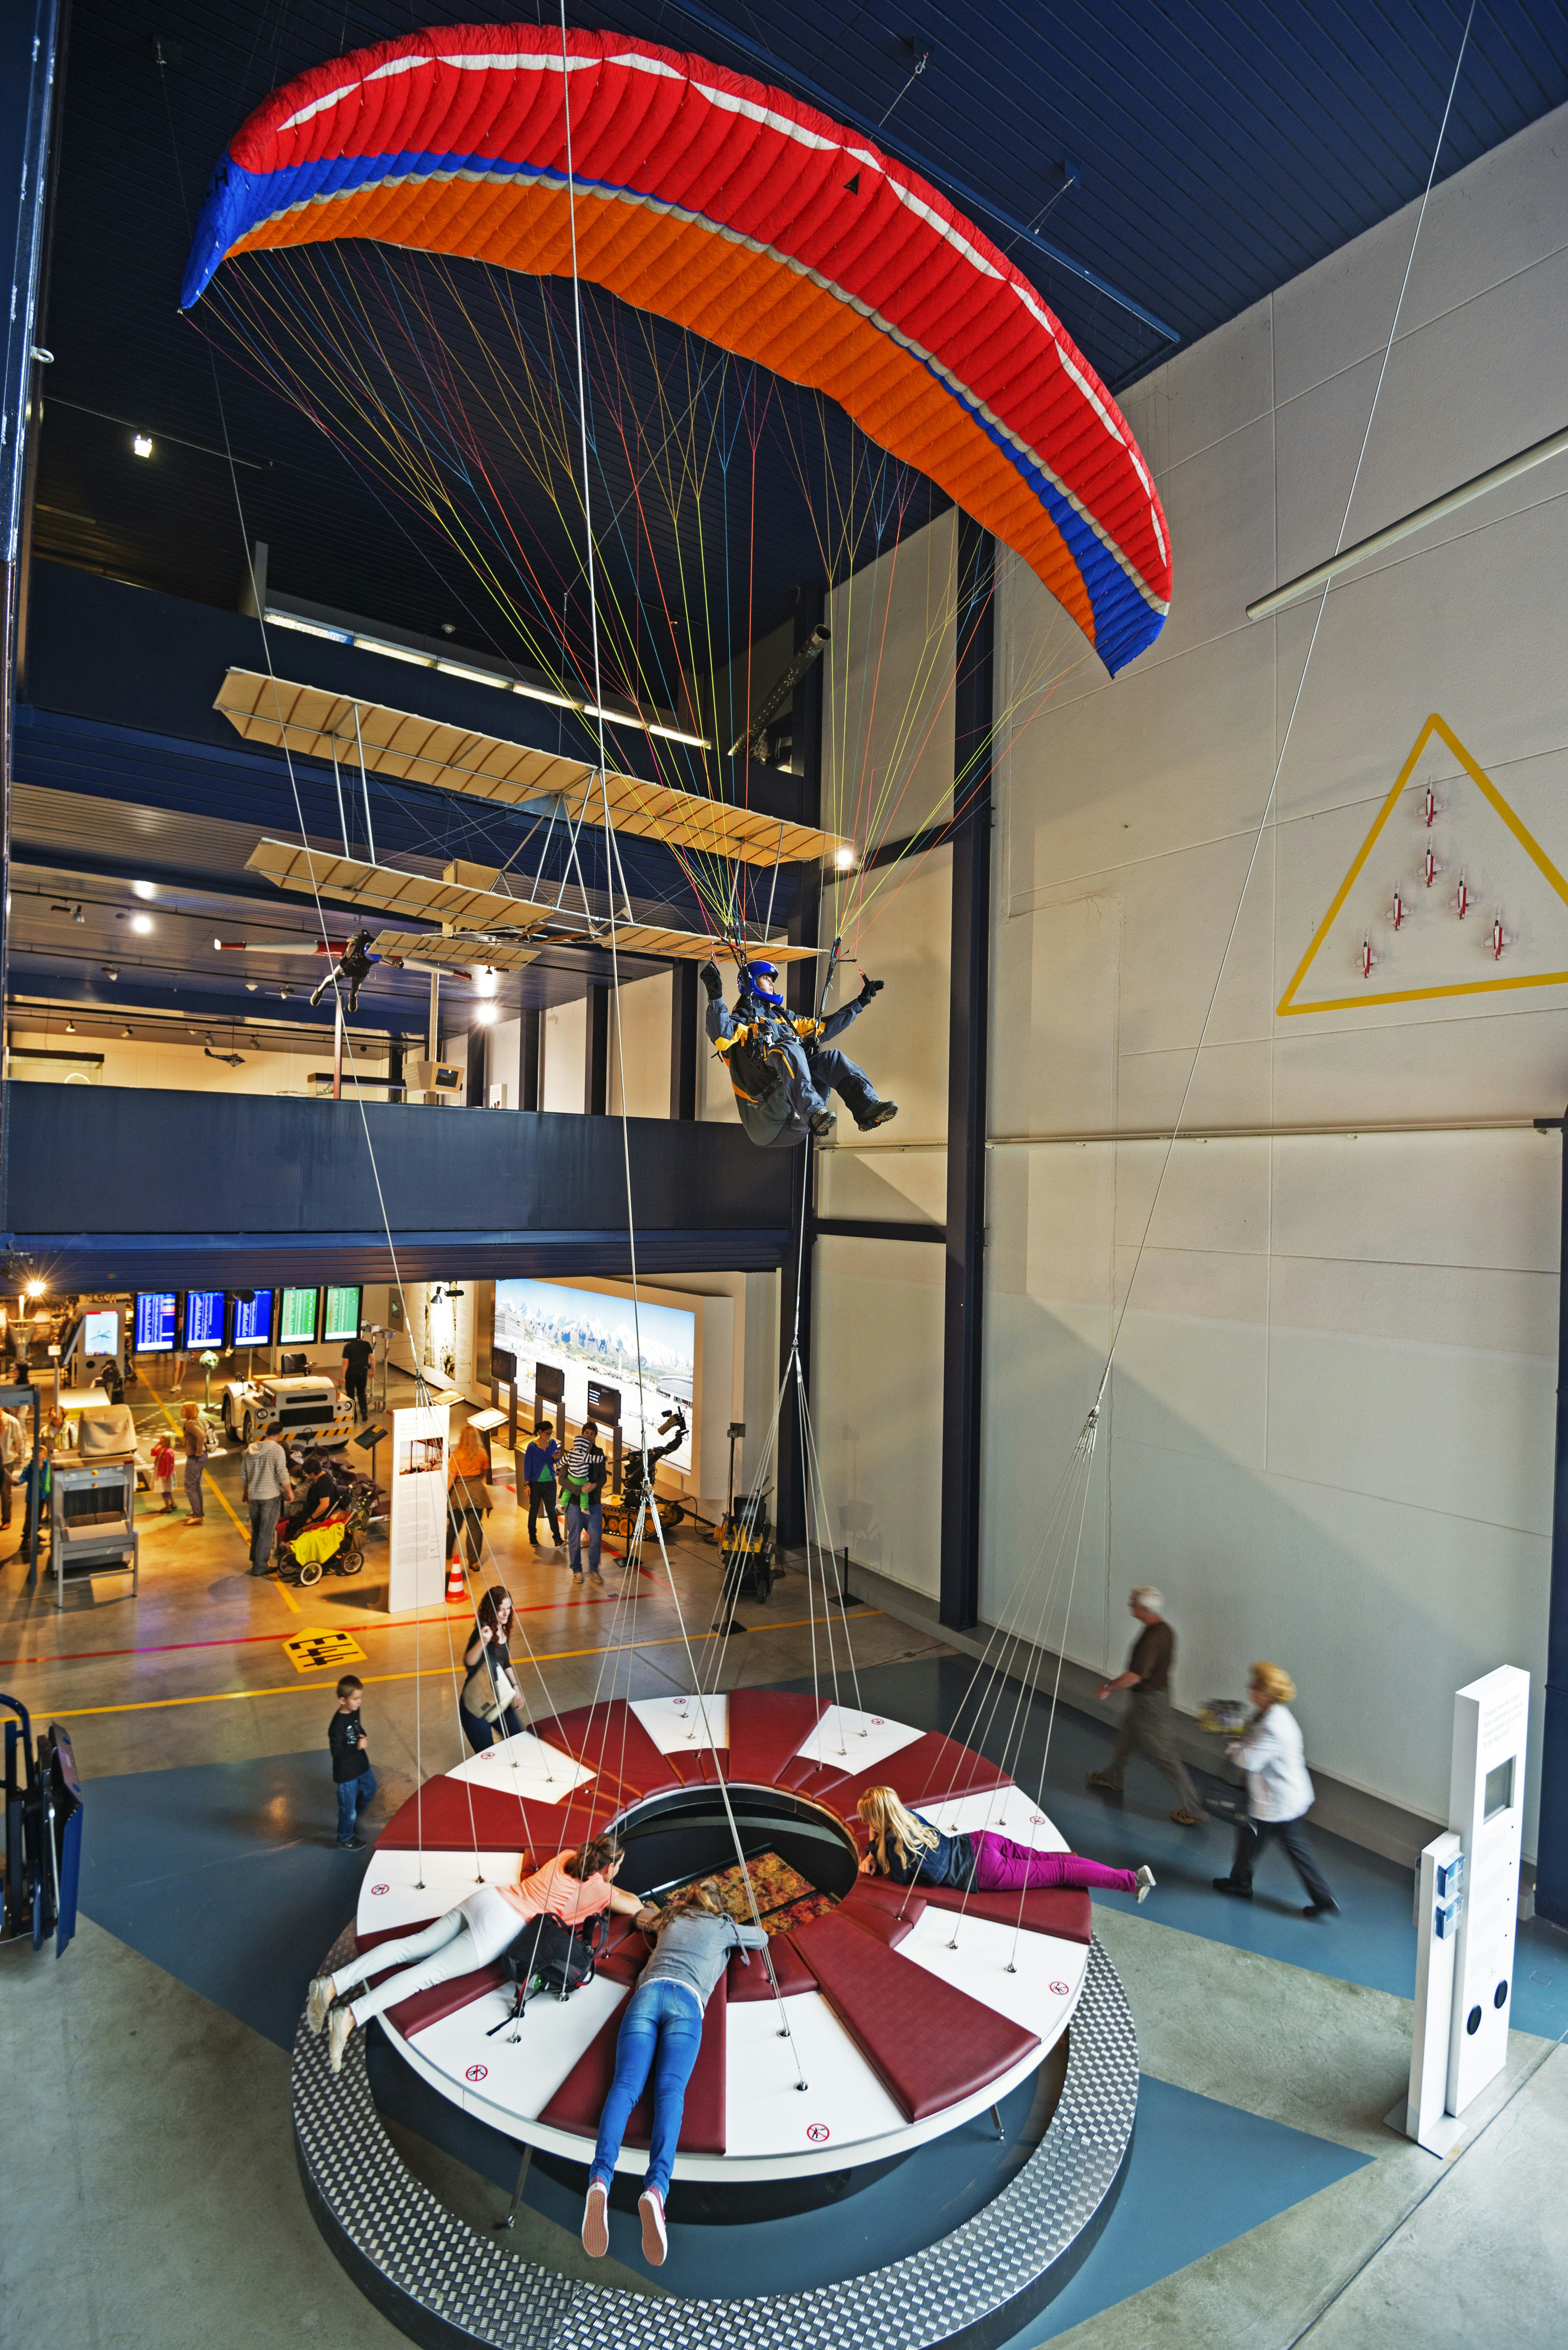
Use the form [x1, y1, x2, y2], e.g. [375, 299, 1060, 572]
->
[306, 1975, 335, 2035]
[1135, 1865, 1156, 1904]
[639, 2187, 667, 2266]
[582, 2180, 609, 2258]
[328, 2005, 355, 2074]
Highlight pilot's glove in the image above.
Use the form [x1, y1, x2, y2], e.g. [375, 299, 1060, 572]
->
[856, 975, 885, 1008]
[700, 961, 724, 1000]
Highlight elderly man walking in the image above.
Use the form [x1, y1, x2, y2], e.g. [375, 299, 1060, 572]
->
[1087, 1586, 1208, 1827]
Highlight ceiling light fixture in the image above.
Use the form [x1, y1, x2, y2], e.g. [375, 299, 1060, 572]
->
[436, 658, 509, 688]
[265, 610, 352, 645]
[512, 679, 578, 711]
[132, 433, 153, 458]
[833, 844, 856, 870]
[131, 880, 157, 900]
[121, 1026, 131, 1038]
[65, 1021, 76, 1034]
[131, 913, 153, 934]
[352, 634, 433, 666]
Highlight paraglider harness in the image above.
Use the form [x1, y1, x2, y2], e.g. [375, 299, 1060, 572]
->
[704, 935, 846, 1144]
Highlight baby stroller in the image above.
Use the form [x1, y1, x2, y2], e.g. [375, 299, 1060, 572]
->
[273, 1482, 376, 1586]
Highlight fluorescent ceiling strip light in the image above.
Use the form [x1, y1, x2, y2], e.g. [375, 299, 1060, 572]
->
[436, 658, 511, 686]
[353, 635, 434, 666]
[265, 610, 352, 643]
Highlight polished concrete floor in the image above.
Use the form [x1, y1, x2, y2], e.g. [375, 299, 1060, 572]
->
[4, 1368, 1566, 2347]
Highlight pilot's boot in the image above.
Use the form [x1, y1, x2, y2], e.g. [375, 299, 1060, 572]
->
[856, 1098, 898, 1131]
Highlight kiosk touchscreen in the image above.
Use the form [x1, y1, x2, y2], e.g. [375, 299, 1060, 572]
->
[82, 1307, 120, 1359]
[133, 1292, 178, 1353]
[183, 1290, 224, 1349]
[230, 1290, 274, 1348]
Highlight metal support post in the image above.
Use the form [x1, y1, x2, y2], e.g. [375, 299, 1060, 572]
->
[939, 517, 995, 1633]
[777, 578, 826, 1551]
[1538, 1117, 1568, 1925]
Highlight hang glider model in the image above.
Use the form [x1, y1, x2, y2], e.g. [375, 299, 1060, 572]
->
[244, 841, 818, 968]
[216, 673, 852, 869]
[182, 25, 1170, 675]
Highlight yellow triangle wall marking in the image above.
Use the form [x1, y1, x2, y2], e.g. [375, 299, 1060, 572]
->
[1276, 714, 1568, 1017]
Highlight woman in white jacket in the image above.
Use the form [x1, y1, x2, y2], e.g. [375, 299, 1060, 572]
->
[1213, 1663, 1339, 1916]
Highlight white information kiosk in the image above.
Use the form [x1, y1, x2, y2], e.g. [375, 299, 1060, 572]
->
[387, 1402, 452, 1611]
[1398, 1665, 1529, 2154]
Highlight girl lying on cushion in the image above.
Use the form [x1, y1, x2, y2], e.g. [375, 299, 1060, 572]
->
[582, 1877, 768, 2269]
[308, 1833, 657, 2072]
[856, 1785, 1155, 1901]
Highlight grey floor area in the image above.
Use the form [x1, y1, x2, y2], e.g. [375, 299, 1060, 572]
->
[8, 1896, 1564, 2347]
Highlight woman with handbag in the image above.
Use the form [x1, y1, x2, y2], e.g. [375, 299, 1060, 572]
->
[310, 1833, 657, 2073]
[460, 1584, 524, 1750]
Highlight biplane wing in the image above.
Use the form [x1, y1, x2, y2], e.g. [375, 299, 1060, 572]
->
[245, 841, 817, 964]
[217, 671, 853, 868]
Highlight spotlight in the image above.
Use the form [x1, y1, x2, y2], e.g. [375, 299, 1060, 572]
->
[73, 904, 84, 922]
[65, 1021, 76, 1034]
[133, 433, 153, 458]
[245, 982, 258, 992]
[131, 880, 157, 900]
[121, 1026, 131, 1038]
[474, 1000, 497, 1024]
[131, 914, 153, 934]
[833, 844, 856, 870]
[103, 967, 119, 980]
[24, 1278, 46, 1298]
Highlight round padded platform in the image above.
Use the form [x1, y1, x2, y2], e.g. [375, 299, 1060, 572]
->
[295, 1922, 1137, 2349]
[354, 1696, 1101, 2185]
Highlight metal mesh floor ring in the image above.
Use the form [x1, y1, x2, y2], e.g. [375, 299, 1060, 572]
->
[294, 1927, 1138, 2349]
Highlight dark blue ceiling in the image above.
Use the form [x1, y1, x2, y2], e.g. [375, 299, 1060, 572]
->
[32, 0, 1568, 677]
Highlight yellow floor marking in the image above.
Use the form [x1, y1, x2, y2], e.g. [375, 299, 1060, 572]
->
[283, 1627, 368, 1674]
[142, 1389, 301, 1614]
[36, 1611, 882, 1718]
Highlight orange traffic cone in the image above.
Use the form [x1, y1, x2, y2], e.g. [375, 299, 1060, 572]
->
[446, 1556, 465, 1602]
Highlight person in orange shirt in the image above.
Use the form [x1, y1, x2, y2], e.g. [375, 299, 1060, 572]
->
[309, 1834, 657, 2072]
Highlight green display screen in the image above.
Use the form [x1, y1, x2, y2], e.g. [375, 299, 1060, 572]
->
[279, 1287, 319, 1343]
[322, 1285, 362, 1344]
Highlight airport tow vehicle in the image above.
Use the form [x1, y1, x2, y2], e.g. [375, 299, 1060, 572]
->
[221, 1371, 355, 1450]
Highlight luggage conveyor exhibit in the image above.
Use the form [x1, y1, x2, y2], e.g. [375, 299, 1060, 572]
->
[295, 1693, 1138, 2349]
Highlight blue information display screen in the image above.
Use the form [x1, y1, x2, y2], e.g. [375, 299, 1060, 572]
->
[231, 1291, 274, 1347]
[183, 1289, 224, 1348]
[134, 1292, 178, 1353]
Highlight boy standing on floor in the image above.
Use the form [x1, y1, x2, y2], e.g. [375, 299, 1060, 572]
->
[329, 1675, 376, 1849]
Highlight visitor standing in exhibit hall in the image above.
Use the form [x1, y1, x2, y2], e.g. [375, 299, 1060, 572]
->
[340, 1326, 373, 1419]
[1086, 1586, 1210, 1825]
[523, 1420, 561, 1548]
[241, 1428, 292, 1574]
[0, 1396, 26, 1531]
[178, 1402, 209, 1522]
[1213, 1663, 1339, 1915]
[447, 1418, 490, 1569]
[561, 1419, 608, 1587]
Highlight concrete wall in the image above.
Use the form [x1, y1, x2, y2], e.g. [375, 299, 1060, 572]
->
[609, 971, 673, 1119]
[6, 1028, 390, 1095]
[542, 996, 586, 1113]
[982, 105, 1568, 1853]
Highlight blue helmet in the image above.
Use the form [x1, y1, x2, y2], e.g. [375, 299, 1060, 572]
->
[741, 958, 785, 1009]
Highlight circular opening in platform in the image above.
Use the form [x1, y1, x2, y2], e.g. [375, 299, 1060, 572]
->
[607, 1782, 862, 1910]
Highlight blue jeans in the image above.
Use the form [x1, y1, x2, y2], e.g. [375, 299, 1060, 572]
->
[590, 1979, 703, 2201]
[336, 1766, 376, 1843]
[459, 1702, 523, 1753]
[566, 1495, 602, 1576]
